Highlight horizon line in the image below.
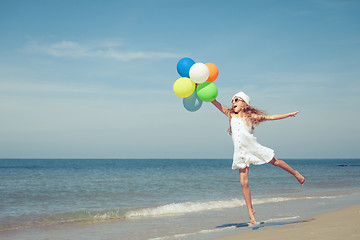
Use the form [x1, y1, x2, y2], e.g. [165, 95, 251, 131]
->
[0, 158, 359, 160]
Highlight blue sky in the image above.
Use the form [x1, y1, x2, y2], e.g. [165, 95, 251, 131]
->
[0, 0, 359, 159]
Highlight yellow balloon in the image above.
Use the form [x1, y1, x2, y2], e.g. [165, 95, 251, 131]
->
[173, 77, 195, 98]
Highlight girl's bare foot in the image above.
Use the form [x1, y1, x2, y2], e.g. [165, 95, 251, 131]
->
[249, 209, 256, 224]
[295, 171, 305, 185]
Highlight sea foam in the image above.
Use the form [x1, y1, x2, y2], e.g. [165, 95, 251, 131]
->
[123, 195, 341, 219]
[124, 196, 299, 218]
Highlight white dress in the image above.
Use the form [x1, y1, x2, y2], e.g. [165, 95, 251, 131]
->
[231, 117, 274, 169]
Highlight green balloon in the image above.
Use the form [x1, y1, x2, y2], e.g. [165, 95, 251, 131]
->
[196, 82, 218, 102]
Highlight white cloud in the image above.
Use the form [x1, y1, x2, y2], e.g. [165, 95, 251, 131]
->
[23, 40, 181, 61]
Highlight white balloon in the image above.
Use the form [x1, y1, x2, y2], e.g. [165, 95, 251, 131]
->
[189, 63, 209, 84]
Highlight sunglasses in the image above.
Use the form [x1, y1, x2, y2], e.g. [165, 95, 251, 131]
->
[231, 98, 244, 103]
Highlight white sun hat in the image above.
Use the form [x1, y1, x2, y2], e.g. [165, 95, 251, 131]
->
[232, 92, 250, 105]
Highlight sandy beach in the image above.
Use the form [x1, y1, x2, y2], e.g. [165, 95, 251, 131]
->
[216, 204, 360, 240]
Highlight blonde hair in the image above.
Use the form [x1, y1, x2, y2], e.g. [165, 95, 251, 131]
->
[226, 105, 267, 135]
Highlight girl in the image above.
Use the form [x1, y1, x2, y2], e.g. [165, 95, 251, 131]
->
[211, 91, 305, 224]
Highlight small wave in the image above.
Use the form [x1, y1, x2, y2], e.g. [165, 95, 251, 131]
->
[125, 199, 246, 218]
[125, 196, 301, 219]
[125, 195, 341, 219]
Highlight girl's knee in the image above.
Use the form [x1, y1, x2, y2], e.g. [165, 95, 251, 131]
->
[240, 178, 249, 188]
[269, 158, 280, 167]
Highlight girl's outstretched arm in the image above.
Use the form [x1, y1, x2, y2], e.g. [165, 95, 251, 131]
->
[211, 99, 230, 116]
[261, 111, 300, 121]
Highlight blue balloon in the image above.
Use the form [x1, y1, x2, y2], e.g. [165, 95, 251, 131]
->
[177, 57, 195, 78]
[183, 90, 203, 112]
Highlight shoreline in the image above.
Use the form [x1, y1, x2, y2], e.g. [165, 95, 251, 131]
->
[1, 199, 359, 240]
[215, 204, 360, 240]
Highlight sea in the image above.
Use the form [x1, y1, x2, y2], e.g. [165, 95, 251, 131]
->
[1, 158, 360, 240]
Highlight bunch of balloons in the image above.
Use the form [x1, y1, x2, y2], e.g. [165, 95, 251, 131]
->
[173, 57, 219, 112]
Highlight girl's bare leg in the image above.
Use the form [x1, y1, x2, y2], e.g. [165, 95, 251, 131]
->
[269, 157, 305, 185]
[239, 167, 257, 224]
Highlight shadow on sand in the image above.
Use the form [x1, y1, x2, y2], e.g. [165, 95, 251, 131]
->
[216, 218, 311, 230]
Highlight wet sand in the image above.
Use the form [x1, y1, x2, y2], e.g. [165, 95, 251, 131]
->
[216, 204, 360, 240]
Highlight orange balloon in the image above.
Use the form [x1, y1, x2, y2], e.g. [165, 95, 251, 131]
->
[205, 63, 219, 82]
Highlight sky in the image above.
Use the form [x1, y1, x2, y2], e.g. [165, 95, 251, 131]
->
[0, 0, 359, 159]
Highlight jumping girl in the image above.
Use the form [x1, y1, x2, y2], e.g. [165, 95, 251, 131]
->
[211, 91, 305, 224]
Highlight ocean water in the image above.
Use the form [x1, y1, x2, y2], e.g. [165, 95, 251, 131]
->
[1, 158, 360, 240]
